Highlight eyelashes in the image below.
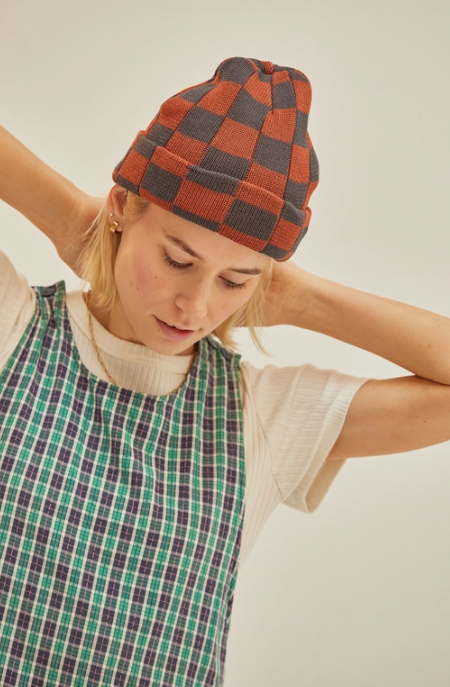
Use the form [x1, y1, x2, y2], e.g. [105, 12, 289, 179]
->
[163, 253, 246, 290]
[164, 254, 190, 270]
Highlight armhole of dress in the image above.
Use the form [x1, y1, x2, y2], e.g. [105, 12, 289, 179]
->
[0, 288, 41, 383]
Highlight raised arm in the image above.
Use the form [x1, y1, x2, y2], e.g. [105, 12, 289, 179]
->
[0, 125, 102, 271]
[263, 261, 450, 459]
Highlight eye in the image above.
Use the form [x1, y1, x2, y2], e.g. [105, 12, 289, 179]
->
[221, 278, 246, 290]
[164, 253, 191, 270]
[164, 251, 246, 289]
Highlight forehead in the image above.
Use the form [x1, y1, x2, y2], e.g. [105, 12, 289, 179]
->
[147, 203, 271, 269]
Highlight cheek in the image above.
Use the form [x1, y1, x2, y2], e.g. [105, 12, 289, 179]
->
[133, 259, 159, 297]
[214, 287, 254, 323]
[115, 244, 166, 305]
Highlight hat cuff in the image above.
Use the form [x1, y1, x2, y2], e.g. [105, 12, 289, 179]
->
[113, 135, 309, 261]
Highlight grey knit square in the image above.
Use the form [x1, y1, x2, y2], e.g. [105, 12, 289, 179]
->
[250, 60, 273, 83]
[292, 110, 309, 147]
[178, 106, 224, 144]
[263, 243, 291, 259]
[115, 175, 139, 196]
[290, 68, 309, 82]
[283, 179, 308, 215]
[200, 148, 250, 180]
[225, 199, 277, 241]
[226, 90, 270, 131]
[141, 163, 182, 202]
[216, 57, 256, 84]
[281, 197, 306, 227]
[250, 58, 267, 71]
[272, 80, 297, 110]
[181, 83, 215, 104]
[255, 69, 273, 84]
[145, 123, 174, 149]
[135, 135, 158, 159]
[290, 225, 309, 251]
[254, 134, 291, 176]
[310, 148, 319, 182]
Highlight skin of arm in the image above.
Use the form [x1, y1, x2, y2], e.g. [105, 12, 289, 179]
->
[0, 125, 102, 270]
[263, 261, 450, 460]
[3, 126, 449, 461]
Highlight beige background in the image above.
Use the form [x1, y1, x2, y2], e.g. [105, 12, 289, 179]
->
[1, 0, 450, 684]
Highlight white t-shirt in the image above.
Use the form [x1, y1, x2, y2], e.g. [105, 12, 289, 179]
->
[0, 250, 370, 568]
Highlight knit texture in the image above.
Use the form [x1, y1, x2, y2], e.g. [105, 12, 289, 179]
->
[113, 56, 319, 261]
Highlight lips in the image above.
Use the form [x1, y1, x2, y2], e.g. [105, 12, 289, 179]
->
[155, 316, 196, 342]
[165, 322, 191, 331]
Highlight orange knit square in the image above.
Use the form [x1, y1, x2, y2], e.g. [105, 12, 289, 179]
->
[245, 77, 272, 107]
[289, 145, 311, 184]
[175, 180, 233, 223]
[118, 151, 149, 186]
[158, 96, 195, 130]
[246, 162, 288, 198]
[272, 71, 291, 85]
[151, 147, 190, 178]
[218, 225, 267, 251]
[268, 217, 298, 251]
[292, 80, 312, 113]
[212, 119, 259, 158]
[200, 81, 242, 116]
[165, 131, 208, 165]
[236, 180, 284, 216]
[261, 109, 296, 143]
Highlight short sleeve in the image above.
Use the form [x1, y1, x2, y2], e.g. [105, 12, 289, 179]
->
[240, 361, 371, 514]
[0, 249, 36, 373]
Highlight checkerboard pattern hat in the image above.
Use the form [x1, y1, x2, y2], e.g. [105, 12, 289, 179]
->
[113, 56, 319, 261]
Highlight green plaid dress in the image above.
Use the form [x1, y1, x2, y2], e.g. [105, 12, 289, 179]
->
[0, 282, 246, 687]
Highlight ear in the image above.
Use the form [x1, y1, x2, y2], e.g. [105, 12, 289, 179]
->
[106, 184, 129, 232]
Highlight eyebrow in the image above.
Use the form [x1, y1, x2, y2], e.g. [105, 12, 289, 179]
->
[164, 232, 263, 275]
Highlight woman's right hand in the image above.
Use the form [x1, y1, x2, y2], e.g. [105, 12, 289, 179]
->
[0, 125, 104, 277]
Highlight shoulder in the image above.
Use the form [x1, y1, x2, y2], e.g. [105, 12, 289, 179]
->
[0, 249, 36, 372]
[240, 359, 359, 397]
[239, 358, 370, 437]
[238, 358, 370, 514]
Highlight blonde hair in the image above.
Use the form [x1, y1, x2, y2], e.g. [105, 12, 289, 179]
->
[76, 192, 273, 353]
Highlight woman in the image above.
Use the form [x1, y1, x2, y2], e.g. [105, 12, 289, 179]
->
[1, 57, 449, 687]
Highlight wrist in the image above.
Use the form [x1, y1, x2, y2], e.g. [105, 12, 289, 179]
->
[280, 268, 323, 329]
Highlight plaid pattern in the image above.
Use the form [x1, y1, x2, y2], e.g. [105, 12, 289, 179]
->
[0, 283, 245, 687]
[113, 56, 319, 261]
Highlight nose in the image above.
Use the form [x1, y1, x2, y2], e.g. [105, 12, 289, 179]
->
[174, 279, 209, 322]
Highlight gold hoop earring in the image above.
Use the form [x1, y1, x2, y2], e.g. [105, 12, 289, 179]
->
[109, 221, 119, 234]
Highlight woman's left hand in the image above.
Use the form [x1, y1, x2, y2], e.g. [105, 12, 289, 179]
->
[259, 260, 313, 327]
[257, 255, 450, 463]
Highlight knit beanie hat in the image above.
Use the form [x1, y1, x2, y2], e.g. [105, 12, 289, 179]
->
[113, 56, 319, 261]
